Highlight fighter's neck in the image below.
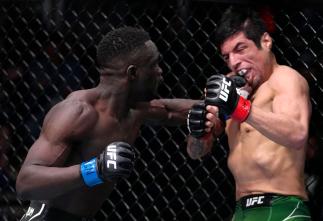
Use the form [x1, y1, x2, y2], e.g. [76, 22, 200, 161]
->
[92, 85, 133, 119]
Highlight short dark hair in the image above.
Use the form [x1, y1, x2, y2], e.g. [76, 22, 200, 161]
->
[97, 26, 151, 67]
[215, 6, 267, 48]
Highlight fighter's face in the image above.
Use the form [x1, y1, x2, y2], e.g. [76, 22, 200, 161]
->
[220, 31, 272, 93]
[132, 40, 163, 101]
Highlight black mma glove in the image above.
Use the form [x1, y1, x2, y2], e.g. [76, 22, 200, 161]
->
[205, 74, 251, 122]
[231, 75, 250, 99]
[187, 102, 207, 138]
[80, 142, 135, 187]
[230, 75, 247, 88]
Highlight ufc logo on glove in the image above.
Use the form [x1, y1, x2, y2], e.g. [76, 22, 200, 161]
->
[106, 144, 117, 169]
[219, 77, 231, 102]
[81, 141, 133, 187]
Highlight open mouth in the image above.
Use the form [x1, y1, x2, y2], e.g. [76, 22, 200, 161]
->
[237, 69, 247, 76]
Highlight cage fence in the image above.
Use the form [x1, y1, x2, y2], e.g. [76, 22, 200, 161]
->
[0, 0, 323, 220]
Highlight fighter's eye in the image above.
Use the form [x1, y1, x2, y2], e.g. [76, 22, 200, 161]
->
[236, 45, 247, 53]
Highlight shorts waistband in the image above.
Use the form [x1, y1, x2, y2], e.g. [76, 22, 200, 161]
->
[237, 193, 282, 210]
[21, 201, 94, 221]
[47, 207, 94, 221]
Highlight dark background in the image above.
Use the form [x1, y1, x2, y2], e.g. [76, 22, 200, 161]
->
[0, 0, 323, 220]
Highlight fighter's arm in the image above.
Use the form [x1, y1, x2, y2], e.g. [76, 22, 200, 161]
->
[186, 74, 245, 160]
[246, 68, 311, 149]
[187, 135, 214, 160]
[16, 100, 97, 200]
[186, 101, 226, 159]
[186, 106, 225, 159]
[136, 98, 199, 125]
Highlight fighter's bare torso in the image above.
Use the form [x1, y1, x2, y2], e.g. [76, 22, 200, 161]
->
[46, 89, 143, 216]
[226, 67, 308, 200]
[37, 88, 195, 216]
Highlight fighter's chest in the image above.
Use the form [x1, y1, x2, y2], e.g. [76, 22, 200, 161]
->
[77, 115, 141, 160]
[227, 85, 275, 136]
[250, 84, 274, 109]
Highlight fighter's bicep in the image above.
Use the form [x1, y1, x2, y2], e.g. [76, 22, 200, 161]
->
[24, 100, 97, 166]
[137, 99, 198, 125]
[23, 135, 71, 167]
[43, 100, 97, 140]
[135, 100, 175, 125]
[272, 75, 310, 123]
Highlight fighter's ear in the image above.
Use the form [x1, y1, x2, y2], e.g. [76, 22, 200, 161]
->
[261, 32, 272, 50]
[126, 65, 137, 80]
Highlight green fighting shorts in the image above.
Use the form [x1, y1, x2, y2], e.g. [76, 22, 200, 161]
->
[233, 193, 312, 221]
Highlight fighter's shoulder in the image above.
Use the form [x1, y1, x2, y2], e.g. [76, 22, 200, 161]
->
[272, 65, 306, 81]
[54, 98, 96, 118]
[43, 95, 98, 132]
[269, 65, 308, 89]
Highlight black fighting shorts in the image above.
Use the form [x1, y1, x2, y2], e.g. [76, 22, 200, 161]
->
[20, 201, 94, 221]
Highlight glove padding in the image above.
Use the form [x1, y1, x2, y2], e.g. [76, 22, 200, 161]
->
[231, 75, 247, 88]
[231, 75, 249, 99]
[187, 102, 207, 138]
[205, 74, 251, 122]
[97, 142, 135, 181]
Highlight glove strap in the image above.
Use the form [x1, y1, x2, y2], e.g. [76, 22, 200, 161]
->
[80, 158, 103, 187]
[231, 96, 251, 122]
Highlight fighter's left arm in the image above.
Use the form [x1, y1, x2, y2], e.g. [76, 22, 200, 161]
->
[246, 68, 311, 149]
[186, 105, 225, 159]
[136, 98, 199, 126]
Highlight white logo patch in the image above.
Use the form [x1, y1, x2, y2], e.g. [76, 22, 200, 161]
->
[219, 77, 231, 102]
[26, 207, 34, 216]
[246, 196, 265, 207]
[106, 144, 117, 169]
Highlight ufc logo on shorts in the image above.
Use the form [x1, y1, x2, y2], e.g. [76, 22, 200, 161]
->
[219, 78, 231, 102]
[106, 144, 117, 169]
[246, 196, 265, 207]
[26, 207, 34, 216]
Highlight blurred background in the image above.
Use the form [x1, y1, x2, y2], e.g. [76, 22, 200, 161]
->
[0, 0, 323, 220]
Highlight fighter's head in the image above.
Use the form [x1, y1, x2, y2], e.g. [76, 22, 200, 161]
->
[215, 7, 274, 93]
[97, 27, 162, 102]
[97, 27, 151, 67]
[215, 6, 267, 49]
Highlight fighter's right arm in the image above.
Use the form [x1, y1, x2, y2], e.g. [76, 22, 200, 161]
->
[16, 100, 97, 200]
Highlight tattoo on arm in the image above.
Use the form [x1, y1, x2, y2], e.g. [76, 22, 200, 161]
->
[189, 138, 204, 158]
[187, 136, 213, 159]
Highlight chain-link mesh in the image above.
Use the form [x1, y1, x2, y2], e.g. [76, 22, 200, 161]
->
[1, 0, 323, 220]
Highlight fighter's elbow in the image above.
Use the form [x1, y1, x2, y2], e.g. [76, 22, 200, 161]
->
[16, 170, 36, 200]
[290, 129, 308, 150]
[16, 178, 31, 200]
[16, 189, 29, 201]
